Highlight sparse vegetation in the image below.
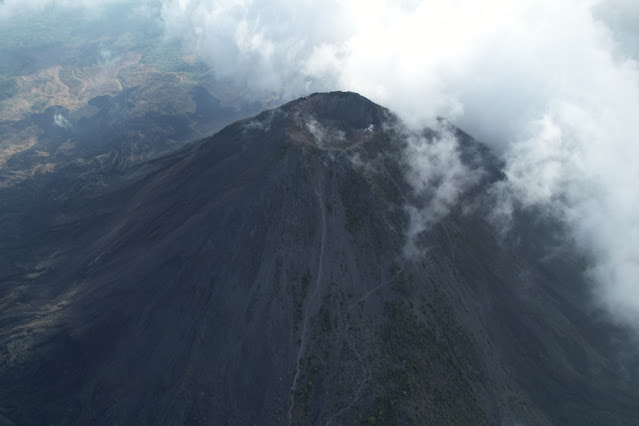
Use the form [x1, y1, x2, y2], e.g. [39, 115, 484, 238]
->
[57, 68, 82, 94]
[358, 299, 489, 424]
[0, 76, 18, 101]
[29, 96, 48, 112]
[140, 42, 210, 74]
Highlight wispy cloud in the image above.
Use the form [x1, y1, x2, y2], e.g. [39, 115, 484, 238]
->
[53, 112, 71, 129]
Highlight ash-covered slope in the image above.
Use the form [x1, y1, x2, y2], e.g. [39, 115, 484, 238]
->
[1, 92, 638, 425]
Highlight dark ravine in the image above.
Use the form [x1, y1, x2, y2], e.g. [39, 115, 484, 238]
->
[0, 91, 638, 425]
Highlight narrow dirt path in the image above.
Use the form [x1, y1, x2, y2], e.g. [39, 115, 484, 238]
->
[348, 278, 394, 309]
[288, 176, 328, 424]
[326, 323, 369, 425]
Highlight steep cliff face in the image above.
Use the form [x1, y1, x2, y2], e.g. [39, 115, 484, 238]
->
[1, 92, 638, 425]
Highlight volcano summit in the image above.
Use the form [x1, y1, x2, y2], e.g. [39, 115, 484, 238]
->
[1, 92, 638, 425]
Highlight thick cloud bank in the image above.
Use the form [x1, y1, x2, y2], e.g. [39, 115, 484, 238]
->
[160, 0, 639, 329]
[3, 0, 639, 328]
[157, 0, 639, 328]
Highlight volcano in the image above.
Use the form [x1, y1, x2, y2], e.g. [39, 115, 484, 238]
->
[1, 92, 638, 425]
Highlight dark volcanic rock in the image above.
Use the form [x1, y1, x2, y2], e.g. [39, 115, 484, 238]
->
[0, 92, 638, 425]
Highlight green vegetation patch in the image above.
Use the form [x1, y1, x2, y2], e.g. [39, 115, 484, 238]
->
[0, 76, 18, 100]
[363, 299, 490, 425]
[139, 42, 209, 74]
[30, 96, 48, 113]
[0, 12, 78, 50]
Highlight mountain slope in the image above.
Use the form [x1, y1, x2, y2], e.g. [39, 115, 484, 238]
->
[1, 92, 638, 425]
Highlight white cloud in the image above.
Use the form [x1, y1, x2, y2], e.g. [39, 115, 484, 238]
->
[53, 112, 71, 129]
[157, 0, 355, 95]
[403, 124, 484, 254]
[155, 0, 639, 328]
